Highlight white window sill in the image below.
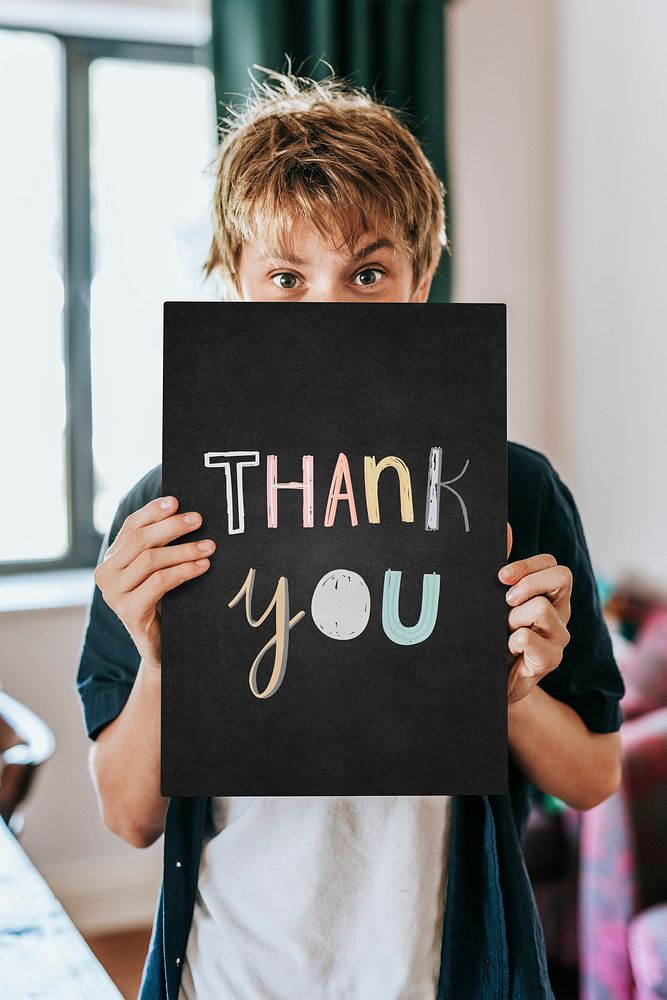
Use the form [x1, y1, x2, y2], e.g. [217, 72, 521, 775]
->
[0, 569, 94, 614]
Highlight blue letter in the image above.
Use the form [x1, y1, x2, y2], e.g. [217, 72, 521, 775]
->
[381, 569, 441, 645]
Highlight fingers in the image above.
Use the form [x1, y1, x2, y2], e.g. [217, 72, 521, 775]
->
[106, 496, 179, 557]
[507, 627, 565, 677]
[123, 558, 212, 615]
[505, 564, 573, 620]
[103, 509, 205, 571]
[94, 495, 215, 669]
[501, 548, 573, 695]
[94, 494, 215, 602]
[118, 538, 217, 593]
[508, 595, 570, 645]
[506, 522, 513, 559]
[499, 552, 557, 585]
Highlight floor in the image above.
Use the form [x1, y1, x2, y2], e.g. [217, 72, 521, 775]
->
[85, 926, 152, 1000]
[84, 928, 580, 1000]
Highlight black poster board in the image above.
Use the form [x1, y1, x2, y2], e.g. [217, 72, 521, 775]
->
[161, 302, 507, 796]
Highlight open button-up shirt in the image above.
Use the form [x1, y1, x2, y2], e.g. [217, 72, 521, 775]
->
[76, 442, 625, 999]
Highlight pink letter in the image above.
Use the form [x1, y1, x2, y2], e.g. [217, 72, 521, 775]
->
[266, 455, 314, 528]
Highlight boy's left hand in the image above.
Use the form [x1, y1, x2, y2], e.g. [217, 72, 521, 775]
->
[500, 524, 572, 704]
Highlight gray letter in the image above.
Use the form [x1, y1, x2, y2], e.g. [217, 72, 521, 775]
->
[425, 447, 470, 532]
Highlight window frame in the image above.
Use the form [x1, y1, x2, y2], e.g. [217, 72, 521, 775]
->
[0, 26, 211, 575]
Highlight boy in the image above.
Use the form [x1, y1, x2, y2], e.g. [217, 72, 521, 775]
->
[77, 67, 625, 999]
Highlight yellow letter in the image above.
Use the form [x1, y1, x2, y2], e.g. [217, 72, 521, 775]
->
[364, 456, 414, 524]
[228, 568, 305, 698]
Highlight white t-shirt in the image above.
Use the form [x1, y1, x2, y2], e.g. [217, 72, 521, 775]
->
[178, 794, 453, 1000]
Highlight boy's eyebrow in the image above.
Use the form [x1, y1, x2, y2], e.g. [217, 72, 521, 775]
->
[352, 237, 396, 261]
[257, 237, 397, 267]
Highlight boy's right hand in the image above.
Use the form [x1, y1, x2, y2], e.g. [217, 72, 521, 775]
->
[94, 496, 215, 670]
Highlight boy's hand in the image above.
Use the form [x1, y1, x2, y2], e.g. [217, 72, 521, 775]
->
[93, 496, 215, 670]
[500, 523, 572, 704]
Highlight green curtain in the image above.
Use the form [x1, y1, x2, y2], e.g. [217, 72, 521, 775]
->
[209, 0, 451, 302]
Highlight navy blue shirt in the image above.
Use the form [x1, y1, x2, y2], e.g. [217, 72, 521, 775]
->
[76, 442, 625, 999]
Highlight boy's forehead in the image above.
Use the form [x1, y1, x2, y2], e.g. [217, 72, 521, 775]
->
[255, 237, 398, 266]
[248, 216, 405, 265]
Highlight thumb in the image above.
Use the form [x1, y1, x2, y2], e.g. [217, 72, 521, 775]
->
[506, 522, 513, 559]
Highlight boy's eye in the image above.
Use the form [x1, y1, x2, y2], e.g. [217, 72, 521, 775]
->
[352, 268, 385, 287]
[271, 272, 300, 289]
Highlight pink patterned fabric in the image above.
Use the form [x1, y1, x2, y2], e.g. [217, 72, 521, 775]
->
[579, 706, 667, 1000]
[620, 609, 667, 720]
[525, 610, 667, 978]
[629, 905, 667, 1000]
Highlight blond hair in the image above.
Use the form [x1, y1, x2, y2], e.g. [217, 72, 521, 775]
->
[204, 59, 449, 299]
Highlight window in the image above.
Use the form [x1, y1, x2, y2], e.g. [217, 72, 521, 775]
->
[0, 31, 66, 564]
[0, 27, 216, 573]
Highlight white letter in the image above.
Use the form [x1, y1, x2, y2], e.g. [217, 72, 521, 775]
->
[204, 451, 259, 534]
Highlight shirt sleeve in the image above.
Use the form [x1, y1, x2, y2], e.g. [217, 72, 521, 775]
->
[75, 467, 162, 740]
[536, 465, 626, 733]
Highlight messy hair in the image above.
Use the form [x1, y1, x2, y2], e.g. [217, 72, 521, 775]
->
[203, 59, 449, 299]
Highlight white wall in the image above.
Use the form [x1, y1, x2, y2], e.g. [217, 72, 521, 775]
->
[446, 0, 559, 455]
[555, 0, 667, 585]
[447, 0, 667, 586]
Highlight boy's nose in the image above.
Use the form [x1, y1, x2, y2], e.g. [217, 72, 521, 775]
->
[303, 284, 357, 302]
